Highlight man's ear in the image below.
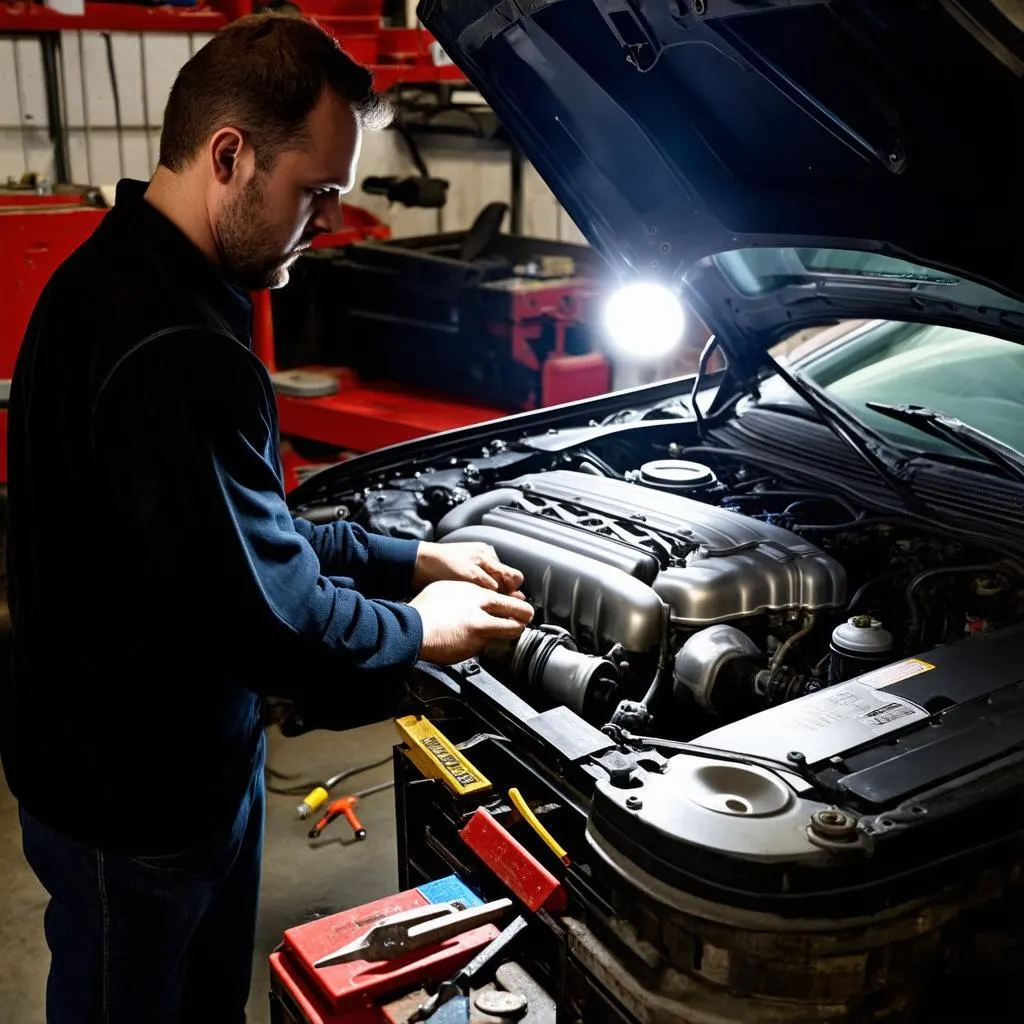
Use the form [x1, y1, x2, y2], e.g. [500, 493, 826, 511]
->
[209, 127, 245, 186]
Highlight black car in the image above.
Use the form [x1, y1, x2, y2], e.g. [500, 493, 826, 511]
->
[287, 3, 1024, 1021]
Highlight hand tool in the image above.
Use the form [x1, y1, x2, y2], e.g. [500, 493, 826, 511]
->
[307, 781, 395, 840]
[408, 913, 529, 1022]
[395, 715, 492, 796]
[314, 897, 513, 969]
[507, 787, 571, 867]
[459, 806, 566, 912]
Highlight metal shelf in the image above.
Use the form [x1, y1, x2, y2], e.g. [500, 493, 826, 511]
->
[0, 1, 228, 34]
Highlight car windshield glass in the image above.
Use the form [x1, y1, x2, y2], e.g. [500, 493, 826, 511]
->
[791, 320, 1024, 460]
[712, 247, 1024, 317]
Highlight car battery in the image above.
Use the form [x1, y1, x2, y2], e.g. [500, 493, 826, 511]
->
[268, 876, 498, 1024]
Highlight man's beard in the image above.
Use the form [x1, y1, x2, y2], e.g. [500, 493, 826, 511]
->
[216, 176, 298, 291]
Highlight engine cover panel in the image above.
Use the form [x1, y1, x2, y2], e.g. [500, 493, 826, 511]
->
[441, 523, 666, 652]
[588, 625, 1024, 918]
[440, 471, 847, 627]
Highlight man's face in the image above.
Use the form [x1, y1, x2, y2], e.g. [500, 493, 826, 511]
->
[215, 90, 362, 291]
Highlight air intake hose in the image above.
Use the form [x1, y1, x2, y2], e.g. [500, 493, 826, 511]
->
[483, 625, 620, 721]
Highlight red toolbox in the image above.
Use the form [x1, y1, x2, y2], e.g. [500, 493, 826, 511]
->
[269, 877, 497, 1024]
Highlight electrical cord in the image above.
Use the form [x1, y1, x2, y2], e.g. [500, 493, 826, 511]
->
[265, 754, 392, 798]
[718, 490, 860, 518]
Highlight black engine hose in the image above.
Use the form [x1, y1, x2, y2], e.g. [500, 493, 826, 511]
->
[795, 516, 910, 534]
[575, 450, 625, 480]
[719, 489, 860, 519]
[846, 565, 913, 612]
[640, 606, 673, 709]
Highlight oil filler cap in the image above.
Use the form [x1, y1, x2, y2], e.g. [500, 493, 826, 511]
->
[636, 459, 717, 495]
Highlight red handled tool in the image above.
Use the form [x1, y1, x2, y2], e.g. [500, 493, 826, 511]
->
[309, 796, 366, 840]
[307, 781, 394, 841]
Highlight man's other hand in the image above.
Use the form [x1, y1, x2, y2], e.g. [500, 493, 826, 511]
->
[410, 581, 534, 664]
[412, 541, 525, 596]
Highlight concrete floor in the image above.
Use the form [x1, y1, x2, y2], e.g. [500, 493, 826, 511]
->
[0, 720, 402, 1024]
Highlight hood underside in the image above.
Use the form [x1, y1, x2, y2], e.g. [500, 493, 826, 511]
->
[417, 0, 1024, 347]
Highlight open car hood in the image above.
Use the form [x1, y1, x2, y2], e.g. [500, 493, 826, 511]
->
[418, 0, 1024, 368]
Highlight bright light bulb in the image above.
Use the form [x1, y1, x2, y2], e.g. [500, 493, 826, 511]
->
[603, 281, 685, 359]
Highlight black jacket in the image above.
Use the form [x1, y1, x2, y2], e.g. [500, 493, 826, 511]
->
[2, 180, 423, 852]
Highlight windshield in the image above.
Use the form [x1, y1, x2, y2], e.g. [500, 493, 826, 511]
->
[713, 247, 1024, 316]
[790, 320, 1024, 458]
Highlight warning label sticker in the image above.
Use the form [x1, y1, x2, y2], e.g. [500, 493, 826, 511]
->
[789, 688, 878, 732]
[855, 658, 935, 690]
[694, 681, 929, 764]
[860, 701, 917, 727]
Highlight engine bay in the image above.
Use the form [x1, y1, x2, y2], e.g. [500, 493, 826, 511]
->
[293, 425, 1024, 1021]
[298, 431, 1024, 745]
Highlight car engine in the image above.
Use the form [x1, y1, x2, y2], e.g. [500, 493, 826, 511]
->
[294, 439, 1024, 1022]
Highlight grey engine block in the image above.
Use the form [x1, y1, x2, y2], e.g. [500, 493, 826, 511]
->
[437, 471, 846, 653]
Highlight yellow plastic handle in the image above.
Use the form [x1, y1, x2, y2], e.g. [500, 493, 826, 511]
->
[508, 787, 570, 865]
[303, 786, 330, 813]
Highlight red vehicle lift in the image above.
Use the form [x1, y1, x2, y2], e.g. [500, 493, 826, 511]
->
[0, 0, 464, 92]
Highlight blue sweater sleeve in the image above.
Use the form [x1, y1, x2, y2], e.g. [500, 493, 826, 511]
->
[291, 516, 420, 600]
[92, 330, 423, 696]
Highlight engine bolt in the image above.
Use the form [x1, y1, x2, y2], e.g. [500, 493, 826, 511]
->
[626, 795, 643, 810]
[810, 808, 858, 841]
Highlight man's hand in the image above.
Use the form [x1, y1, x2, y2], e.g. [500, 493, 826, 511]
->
[412, 541, 524, 596]
[410, 580, 534, 664]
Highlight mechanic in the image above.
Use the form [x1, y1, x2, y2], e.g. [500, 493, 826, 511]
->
[1, 15, 533, 1024]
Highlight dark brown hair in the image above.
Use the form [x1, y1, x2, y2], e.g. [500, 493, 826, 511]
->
[158, 13, 391, 172]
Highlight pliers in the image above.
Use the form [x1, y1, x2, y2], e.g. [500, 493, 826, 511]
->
[313, 897, 513, 969]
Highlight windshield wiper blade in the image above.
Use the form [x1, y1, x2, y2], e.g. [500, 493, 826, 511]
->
[767, 360, 926, 514]
[865, 402, 1024, 487]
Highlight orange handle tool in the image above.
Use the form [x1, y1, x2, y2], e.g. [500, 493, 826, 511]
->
[308, 796, 366, 840]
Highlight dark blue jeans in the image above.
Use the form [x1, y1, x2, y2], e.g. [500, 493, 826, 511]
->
[20, 763, 265, 1024]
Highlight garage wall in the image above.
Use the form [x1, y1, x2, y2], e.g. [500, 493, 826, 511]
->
[0, 31, 586, 243]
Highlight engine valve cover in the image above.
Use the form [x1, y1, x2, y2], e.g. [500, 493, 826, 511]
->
[439, 472, 846, 648]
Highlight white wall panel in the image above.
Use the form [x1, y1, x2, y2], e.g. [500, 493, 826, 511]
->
[429, 147, 509, 233]
[0, 37, 52, 179]
[0, 29, 585, 247]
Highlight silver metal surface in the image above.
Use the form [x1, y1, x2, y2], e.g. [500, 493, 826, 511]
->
[494, 963, 556, 1024]
[444, 472, 846, 648]
[674, 625, 761, 711]
[680, 761, 793, 817]
[475, 990, 528, 1017]
[594, 755, 817, 864]
[441, 524, 666, 652]
[655, 545, 845, 626]
[696, 680, 928, 765]
[314, 898, 513, 968]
